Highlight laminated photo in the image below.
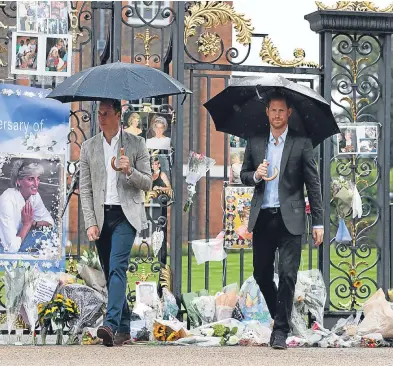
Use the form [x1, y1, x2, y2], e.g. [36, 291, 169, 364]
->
[11, 33, 39, 76]
[146, 112, 173, 151]
[224, 186, 254, 249]
[17, 1, 38, 33]
[43, 35, 72, 76]
[0, 153, 65, 266]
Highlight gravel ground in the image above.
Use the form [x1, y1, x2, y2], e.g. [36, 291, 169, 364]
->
[1, 345, 392, 366]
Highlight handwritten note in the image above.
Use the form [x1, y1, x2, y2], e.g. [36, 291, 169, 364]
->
[33, 277, 58, 304]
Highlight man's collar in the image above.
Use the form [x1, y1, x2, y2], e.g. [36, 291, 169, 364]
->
[100, 128, 121, 142]
[269, 126, 288, 143]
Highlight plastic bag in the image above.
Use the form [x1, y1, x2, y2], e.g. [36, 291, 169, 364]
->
[215, 284, 237, 321]
[162, 288, 179, 320]
[238, 276, 272, 326]
[295, 270, 326, 324]
[331, 311, 362, 336]
[239, 320, 271, 346]
[77, 263, 107, 298]
[190, 296, 216, 325]
[191, 238, 227, 265]
[358, 288, 393, 338]
[335, 218, 352, 243]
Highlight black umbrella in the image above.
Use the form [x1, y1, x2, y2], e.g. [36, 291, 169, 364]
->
[204, 74, 339, 147]
[51, 62, 192, 217]
[46, 61, 192, 103]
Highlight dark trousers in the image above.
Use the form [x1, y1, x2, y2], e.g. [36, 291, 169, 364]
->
[95, 207, 136, 334]
[252, 208, 302, 336]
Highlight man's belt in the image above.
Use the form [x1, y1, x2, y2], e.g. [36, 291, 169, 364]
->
[104, 204, 122, 211]
[263, 207, 280, 215]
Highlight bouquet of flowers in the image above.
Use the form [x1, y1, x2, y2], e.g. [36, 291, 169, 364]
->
[38, 294, 79, 345]
[60, 284, 105, 345]
[153, 320, 186, 342]
[200, 324, 239, 346]
[331, 177, 353, 217]
[4, 264, 26, 344]
[183, 151, 216, 212]
[77, 250, 107, 297]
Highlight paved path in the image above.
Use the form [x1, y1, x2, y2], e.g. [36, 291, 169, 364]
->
[1, 345, 391, 366]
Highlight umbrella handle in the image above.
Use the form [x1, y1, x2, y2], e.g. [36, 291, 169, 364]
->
[111, 148, 124, 172]
[262, 159, 279, 181]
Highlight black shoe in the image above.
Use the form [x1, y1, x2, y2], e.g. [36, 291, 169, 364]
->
[271, 334, 287, 350]
[269, 331, 275, 346]
[97, 325, 114, 347]
[114, 332, 131, 346]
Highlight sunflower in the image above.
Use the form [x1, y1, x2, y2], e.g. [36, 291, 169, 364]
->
[348, 269, 356, 277]
[166, 331, 179, 342]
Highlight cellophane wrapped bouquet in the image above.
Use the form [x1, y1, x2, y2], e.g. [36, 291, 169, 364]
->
[183, 151, 216, 212]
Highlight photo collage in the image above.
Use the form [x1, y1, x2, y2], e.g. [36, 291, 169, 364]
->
[335, 124, 378, 156]
[121, 107, 174, 205]
[12, 1, 71, 76]
[224, 186, 254, 250]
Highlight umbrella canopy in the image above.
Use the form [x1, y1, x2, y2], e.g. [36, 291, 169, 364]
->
[46, 62, 192, 103]
[204, 74, 339, 147]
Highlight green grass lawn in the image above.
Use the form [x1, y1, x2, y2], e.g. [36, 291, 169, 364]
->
[0, 246, 378, 311]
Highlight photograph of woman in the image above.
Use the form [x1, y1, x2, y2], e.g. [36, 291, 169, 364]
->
[124, 112, 143, 136]
[0, 160, 54, 254]
[151, 156, 171, 192]
[337, 128, 357, 154]
[146, 115, 171, 150]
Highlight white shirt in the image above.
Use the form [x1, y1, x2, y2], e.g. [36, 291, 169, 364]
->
[18, 45, 27, 55]
[146, 136, 171, 150]
[102, 130, 121, 205]
[0, 188, 54, 253]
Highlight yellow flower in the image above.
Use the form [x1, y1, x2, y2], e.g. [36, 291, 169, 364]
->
[56, 294, 64, 300]
[44, 309, 51, 316]
[65, 307, 74, 313]
[349, 269, 356, 277]
[51, 306, 58, 313]
[166, 332, 179, 342]
[353, 280, 362, 288]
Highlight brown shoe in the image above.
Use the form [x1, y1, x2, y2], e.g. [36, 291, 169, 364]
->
[114, 332, 131, 346]
[97, 326, 114, 347]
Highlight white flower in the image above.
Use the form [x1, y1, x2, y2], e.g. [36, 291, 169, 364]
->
[201, 328, 214, 337]
[42, 262, 52, 269]
[23, 91, 36, 98]
[227, 335, 239, 346]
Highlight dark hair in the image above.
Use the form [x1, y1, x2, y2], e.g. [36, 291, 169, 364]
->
[100, 99, 121, 114]
[266, 90, 291, 109]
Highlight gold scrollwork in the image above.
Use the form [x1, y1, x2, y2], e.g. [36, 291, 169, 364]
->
[159, 264, 172, 292]
[340, 55, 369, 82]
[197, 32, 221, 57]
[260, 36, 319, 68]
[340, 96, 370, 121]
[316, 1, 393, 12]
[184, 1, 254, 46]
[130, 265, 154, 282]
[69, 8, 83, 48]
[135, 29, 159, 66]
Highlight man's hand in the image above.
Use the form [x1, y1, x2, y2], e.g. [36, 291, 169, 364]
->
[255, 160, 269, 181]
[312, 228, 324, 247]
[118, 155, 132, 175]
[87, 225, 100, 241]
